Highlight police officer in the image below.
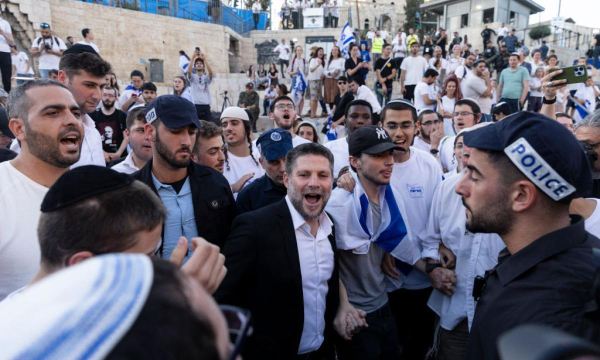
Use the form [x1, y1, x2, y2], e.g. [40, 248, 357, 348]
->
[455, 112, 600, 359]
[133, 95, 237, 259]
[236, 128, 292, 214]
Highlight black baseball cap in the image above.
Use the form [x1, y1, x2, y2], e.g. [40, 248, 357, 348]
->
[0, 107, 14, 139]
[146, 95, 200, 129]
[349, 125, 403, 157]
[256, 128, 293, 161]
[41, 166, 135, 212]
[463, 112, 592, 202]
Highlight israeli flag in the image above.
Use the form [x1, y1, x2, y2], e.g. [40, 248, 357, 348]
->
[337, 22, 355, 59]
[325, 114, 338, 141]
[575, 99, 591, 121]
[179, 55, 190, 72]
[292, 67, 307, 106]
[325, 171, 421, 289]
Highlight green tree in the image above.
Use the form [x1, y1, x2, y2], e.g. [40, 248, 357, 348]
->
[528, 24, 552, 41]
[403, 0, 436, 33]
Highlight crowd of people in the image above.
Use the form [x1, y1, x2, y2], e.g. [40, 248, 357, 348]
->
[1, 14, 600, 360]
[279, 0, 341, 30]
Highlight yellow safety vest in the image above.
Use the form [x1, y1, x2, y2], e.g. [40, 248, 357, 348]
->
[372, 37, 383, 54]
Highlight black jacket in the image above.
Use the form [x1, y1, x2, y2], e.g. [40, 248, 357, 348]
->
[133, 160, 238, 252]
[236, 174, 287, 214]
[215, 199, 339, 360]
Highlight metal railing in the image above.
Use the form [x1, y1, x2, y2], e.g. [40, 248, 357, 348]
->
[80, 0, 268, 34]
[277, 6, 351, 30]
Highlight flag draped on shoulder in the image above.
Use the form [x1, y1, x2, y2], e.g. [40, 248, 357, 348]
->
[325, 171, 420, 288]
[337, 22, 355, 59]
[292, 67, 307, 106]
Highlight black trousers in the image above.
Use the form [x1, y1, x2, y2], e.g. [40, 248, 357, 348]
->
[280, 59, 289, 78]
[292, 11, 299, 29]
[253, 13, 260, 29]
[331, 16, 338, 28]
[0, 52, 12, 92]
[404, 84, 416, 103]
[389, 287, 436, 359]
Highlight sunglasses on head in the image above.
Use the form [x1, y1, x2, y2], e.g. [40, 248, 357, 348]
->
[40, 23, 50, 29]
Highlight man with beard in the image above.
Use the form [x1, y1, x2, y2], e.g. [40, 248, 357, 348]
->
[497, 53, 530, 115]
[236, 128, 293, 214]
[324, 99, 372, 179]
[413, 109, 443, 153]
[455, 53, 475, 95]
[89, 86, 127, 160]
[327, 125, 422, 359]
[111, 107, 152, 174]
[438, 98, 482, 173]
[456, 112, 600, 359]
[30, 23, 66, 79]
[216, 143, 367, 360]
[269, 96, 311, 147]
[133, 95, 237, 261]
[0, 79, 83, 300]
[130, 82, 158, 111]
[192, 120, 225, 173]
[575, 111, 600, 197]
[463, 60, 493, 122]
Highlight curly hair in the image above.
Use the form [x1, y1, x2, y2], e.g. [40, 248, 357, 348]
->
[223, 120, 258, 172]
[442, 75, 462, 100]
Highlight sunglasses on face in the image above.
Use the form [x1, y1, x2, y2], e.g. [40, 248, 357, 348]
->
[338, 81, 347, 85]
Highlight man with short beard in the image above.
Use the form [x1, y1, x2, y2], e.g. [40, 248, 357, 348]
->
[111, 107, 152, 174]
[438, 98, 482, 173]
[269, 95, 311, 147]
[0, 79, 83, 300]
[89, 86, 127, 160]
[458, 112, 600, 359]
[192, 120, 225, 173]
[413, 109, 443, 153]
[133, 95, 237, 261]
[217, 143, 367, 360]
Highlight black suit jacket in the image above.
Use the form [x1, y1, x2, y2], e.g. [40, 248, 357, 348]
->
[215, 199, 339, 360]
[133, 160, 238, 252]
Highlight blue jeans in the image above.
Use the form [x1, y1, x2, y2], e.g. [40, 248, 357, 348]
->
[594, 46, 600, 70]
[376, 84, 392, 106]
[39, 69, 50, 79]
[16, 73, 32, 85]
[499, 97, 520, 115]
[480, 113, 491, 122]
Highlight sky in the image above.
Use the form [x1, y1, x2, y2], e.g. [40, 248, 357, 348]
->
[529, 0, 598, 29]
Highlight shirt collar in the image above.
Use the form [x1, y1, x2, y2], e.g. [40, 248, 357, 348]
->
[285, 195, 332, 232]
[263, 175, 286, 193]
[123, 152, 139, 171]
[496, 215, 587, 285]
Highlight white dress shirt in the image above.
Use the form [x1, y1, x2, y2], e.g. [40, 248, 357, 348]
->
[71, 114, 106, 168]
[111, 152, 140, 174]
[285, 195, 334, 355]
[419, 172, 504, 331]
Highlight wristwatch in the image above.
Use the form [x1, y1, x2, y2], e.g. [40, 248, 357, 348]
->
[430, 149, 439, 155]
[426, 263, 443, 274]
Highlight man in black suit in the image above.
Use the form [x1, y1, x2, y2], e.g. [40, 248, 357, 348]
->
[216, 143, 366, 360]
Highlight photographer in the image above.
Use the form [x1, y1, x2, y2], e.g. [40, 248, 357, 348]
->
[30, 23, 67, 79]
[186, 48, 213, 122]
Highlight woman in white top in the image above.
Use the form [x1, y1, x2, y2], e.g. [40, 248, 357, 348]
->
[288, 45, 306, 115]
[323, 46, 345, 107]
[446, 45, 464, 76]
[530, 50, 544, 76]
[437, 76, 461, 136]
[527, 68, 544, 112]
[307, 47, 325, 119]
[246, 64, 257, 87]
[172, 76, 193, 103]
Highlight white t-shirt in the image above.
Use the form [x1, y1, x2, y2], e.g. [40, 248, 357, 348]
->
[392, 147, 443, 289]
[400, 56, 429, 86]
[223, 150, 265, 194]
[379, 30, 389, 42]
[252, 2, 262, 13]
[274, 43, 291, 60]
[585, 199, 600, 238]
[0, 162, 48, 300]
[355, 85, 382, 114]
[0, 18, 12, 53]
[11, 51, 33, 75]
[324, 136, 349, 179]
[529, 77, 543, 97]
[454, 65, 473, 94]
[111, 152, 140, 175]
[463, 76, 492, 114]
[31, 36, 67, 70]
[414, 81, 436, 111]
[439, 135, 458, 173]
[293, 134, 311, 147]
[393, 44, 407, 59]
[498, 26, 509, 38]
[324, 58, 345, 79]
[118, 84, 142, 110]
[76, 40, 99, 54]
[188, 73, 212, 106]
[308, 58, 324, 81]
[429, 57, 448, 72]
[413, 136, 431, 153]
[366, 31, 376, 41]
[440, 95, 456, 136]
[447, 57, 464, 75]
[574, 85, 600, 121]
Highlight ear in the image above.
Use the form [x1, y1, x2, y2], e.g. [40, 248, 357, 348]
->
[475, 113, 482, 124]
[67, 251, 94, 267]
[377, 121, 382, 127]
[259, 156, 266, 170]
[9, 118, 26, 142]
[415, 121, 421, 133]
[57, 70, 69, 85]
[283, 170, 289, 189]
[349, 155, 360, 171]
[145, 123, 156, 142]
[510, 180, 537, 213]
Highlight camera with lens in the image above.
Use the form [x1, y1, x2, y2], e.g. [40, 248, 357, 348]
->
[44, 43, 51, 50]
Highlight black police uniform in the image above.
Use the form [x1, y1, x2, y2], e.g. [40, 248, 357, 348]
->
[466, 215, 600, 360]
[134, 160, 238, 252]
[236, 173, 287, 214]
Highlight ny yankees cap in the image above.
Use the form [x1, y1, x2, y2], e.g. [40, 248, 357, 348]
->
[349, 125, 403, 157]
[256, 128, 293, 161]
[146, 95, 200, 129]
[463, 111, 592, 202]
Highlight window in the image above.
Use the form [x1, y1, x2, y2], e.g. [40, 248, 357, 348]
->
[483, 8, 493, 23]
[461, 14, 469, 28]
[509, 11, 516, 26]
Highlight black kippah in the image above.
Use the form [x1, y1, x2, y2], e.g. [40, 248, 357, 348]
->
[62, 43, 100, 57]
[41, 165, 135, 212]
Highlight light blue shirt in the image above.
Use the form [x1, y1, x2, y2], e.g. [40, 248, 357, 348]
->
[152, 174, 199, 262]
